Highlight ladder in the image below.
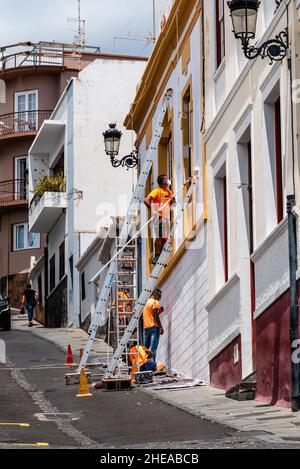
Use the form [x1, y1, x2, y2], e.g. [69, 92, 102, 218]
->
[106, 172, 198, 377]
[77, 90, 173, 374]
[110, 235, 138, 376]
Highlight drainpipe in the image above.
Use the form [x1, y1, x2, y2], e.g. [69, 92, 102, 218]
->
[44, 238, 49, 327]
[287, 196, 299, 412]
[286, 4, 299, 413]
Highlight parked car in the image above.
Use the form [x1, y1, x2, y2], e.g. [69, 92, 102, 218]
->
[0, 295, 11, 331]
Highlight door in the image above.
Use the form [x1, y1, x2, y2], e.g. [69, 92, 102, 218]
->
[15, 90, 38, 131]
[15, 157, 27, 200]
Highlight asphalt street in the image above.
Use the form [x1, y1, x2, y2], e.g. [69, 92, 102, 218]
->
[0, 327, 297, 449]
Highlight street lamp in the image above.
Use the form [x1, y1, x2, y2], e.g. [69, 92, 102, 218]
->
[227, 0, 288, 63]
[103, 123, 138, 170]
[228, 0, 299, 412]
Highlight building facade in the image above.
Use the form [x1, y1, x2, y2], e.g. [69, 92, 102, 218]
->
[125, 0, 209, 381]
[28, 57, 146, 327]
[0, 42, 106, 307]
[204, 0, 300, 406]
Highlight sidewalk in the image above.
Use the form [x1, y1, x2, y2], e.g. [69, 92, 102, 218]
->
[12, 313, 300, 446]
[143, 384, 300, 446]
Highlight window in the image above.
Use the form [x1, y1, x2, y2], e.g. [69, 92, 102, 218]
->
[183, 90, 192, 183]
[216, 0, 225, 68]
[15, 157, 27, 200]
[263, 82, 284, 231]
[59, 241, 65, 280]
[14, 90, 38, 131]
[49, 255, 55, 292]
[213, 154, 229, 289]
[81, 271, 86, 302]
[13, 223, 40, 251]
[274, 97, 283, 223]
[182, 84, 195, 236]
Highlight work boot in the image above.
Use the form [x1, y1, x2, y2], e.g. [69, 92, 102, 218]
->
[28, 322, 33, 327]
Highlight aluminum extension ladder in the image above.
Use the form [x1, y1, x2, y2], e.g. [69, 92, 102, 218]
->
[77, 90, 173, 374]
[106, 173, 198, 377]
[108, 235, 138, 376]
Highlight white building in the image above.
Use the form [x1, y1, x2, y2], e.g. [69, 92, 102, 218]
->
[28, 56, 146, 327]
[204, 0, 300, 406]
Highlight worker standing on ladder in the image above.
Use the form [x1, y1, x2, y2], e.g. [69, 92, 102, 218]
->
[144, 175, 176, 264]
[142, 288, 164, 362]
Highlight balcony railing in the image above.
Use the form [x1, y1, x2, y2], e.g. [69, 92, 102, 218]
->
[0, 47, 64, 71]
[0, 110, 52, 139]
[0, 43, 102, 73]
[0, 179, 28, 207]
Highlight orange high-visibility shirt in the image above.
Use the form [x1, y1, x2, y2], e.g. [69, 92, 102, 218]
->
[118, 291, 131, 313]
[129, 346, 148, 366]
[148, 187, 173, 218]
[143, 298, 161, 329]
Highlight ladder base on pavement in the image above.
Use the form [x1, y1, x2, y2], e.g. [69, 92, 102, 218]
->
[102, 377, 132, 392]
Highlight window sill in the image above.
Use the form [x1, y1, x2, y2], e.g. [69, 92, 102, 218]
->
[206, 272, 240, 312]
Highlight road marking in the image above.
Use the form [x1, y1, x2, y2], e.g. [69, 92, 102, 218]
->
[0, 423, 30, 427]
[0, 442, 49, 447]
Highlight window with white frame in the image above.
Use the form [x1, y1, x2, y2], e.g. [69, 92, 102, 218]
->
[13, 223, 40, 251]
[14, 90, 38, 131]
[215, 0, 225, 69]
[212, 148, 229, 290]
[262, 76, 284, 233]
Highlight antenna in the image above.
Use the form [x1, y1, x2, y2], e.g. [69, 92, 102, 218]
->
[113, 0, 156, 52]
[67, 0, 86, 48]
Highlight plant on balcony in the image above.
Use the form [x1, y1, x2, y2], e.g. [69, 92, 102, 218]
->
[33, 173, 66, 198]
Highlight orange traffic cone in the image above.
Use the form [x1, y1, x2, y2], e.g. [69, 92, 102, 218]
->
[76, 369, 93, 398]
[66, 344, 75, 366]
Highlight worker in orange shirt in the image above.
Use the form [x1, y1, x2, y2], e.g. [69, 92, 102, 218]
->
[142, 288, 164, 362]
[144, 174, 176, 264]
[129, 345, 166, 373]
[113, 282, 131, 326]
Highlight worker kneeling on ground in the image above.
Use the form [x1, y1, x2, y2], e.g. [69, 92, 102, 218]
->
[144, 174, 176, 264]
[129, 345, 165, 373]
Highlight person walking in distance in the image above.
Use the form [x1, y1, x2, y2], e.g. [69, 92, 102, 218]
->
[21, 284, 38, 327]
[142, 288, 164, 362]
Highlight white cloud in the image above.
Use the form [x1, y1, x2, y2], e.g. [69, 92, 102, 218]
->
[0, 0, 166, 56]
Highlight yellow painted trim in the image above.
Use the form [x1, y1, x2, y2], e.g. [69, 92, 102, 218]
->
[181, 35, 191, 75]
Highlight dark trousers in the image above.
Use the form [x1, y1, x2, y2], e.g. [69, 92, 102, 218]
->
[144, 326, 160, 362]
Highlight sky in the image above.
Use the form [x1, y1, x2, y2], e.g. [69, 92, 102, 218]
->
[0, 0, 167, 56]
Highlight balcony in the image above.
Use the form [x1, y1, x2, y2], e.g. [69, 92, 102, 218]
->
[0, 179, 28, 212]
[29, 176, 67, 233]
[0, 110, 53, 142]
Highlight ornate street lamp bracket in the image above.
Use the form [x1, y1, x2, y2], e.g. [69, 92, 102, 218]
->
[241, 27, 289, 64]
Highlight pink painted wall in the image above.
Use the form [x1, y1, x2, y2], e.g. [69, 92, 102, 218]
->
[209, 335, 242, 390]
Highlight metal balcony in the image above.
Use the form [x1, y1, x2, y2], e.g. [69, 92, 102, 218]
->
[0, 110, 53, 141]
[0, 179, 28, 210]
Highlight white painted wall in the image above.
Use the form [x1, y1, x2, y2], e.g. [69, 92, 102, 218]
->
[72, 59, 146, 235]
[204, 1, 300, 380]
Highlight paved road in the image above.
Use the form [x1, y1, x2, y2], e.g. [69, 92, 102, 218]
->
[0, 328, 296, 449]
